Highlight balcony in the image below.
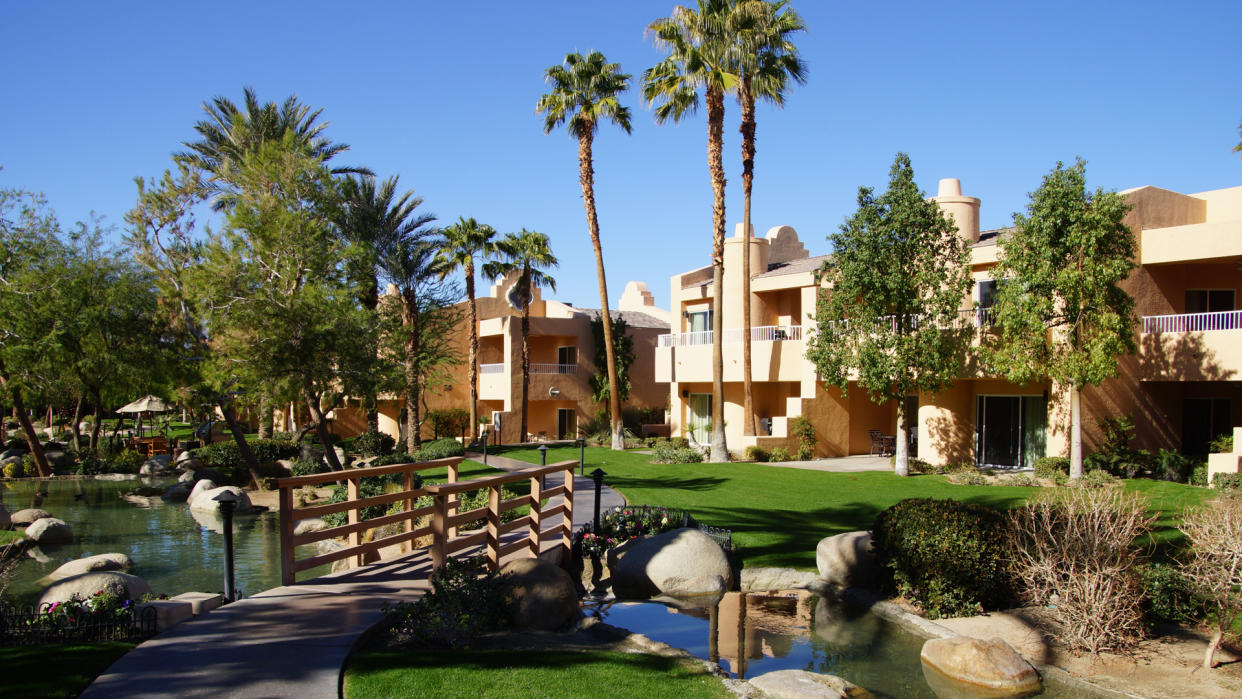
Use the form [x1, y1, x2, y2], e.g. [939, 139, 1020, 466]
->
[657, 324, 804, 348]
[479, 363, 505, 374]
[531, 363, 577, 375]
[1139, 311, 1242, 382]
[656, 325, 808, 383]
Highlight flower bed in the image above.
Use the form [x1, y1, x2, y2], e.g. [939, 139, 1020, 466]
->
[580, 505, 686, 558]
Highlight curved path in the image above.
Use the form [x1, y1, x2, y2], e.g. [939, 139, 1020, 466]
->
[83, 457, 625, 699]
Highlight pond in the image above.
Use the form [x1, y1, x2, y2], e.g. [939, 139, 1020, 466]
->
[590, 591, 1081, 698]
[1, 477, 326, 605]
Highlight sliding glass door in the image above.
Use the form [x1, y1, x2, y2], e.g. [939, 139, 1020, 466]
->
[976, 395, 1046, 469]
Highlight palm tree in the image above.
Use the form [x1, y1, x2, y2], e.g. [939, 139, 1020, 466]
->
[337, 174, 436, 431]
[488, 230, 558, 441]
[733, 0, 806, 437]
[644, 0, 741, 462]
[537, 50, 632, 451]
[435, 217, 502, 438]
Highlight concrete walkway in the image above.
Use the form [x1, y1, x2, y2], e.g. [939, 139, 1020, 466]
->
[84, 456, 622, 699]
[757, 454, 893, 473]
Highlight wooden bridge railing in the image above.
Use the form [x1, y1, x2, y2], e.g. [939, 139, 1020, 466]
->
[274, 457, 576, 585]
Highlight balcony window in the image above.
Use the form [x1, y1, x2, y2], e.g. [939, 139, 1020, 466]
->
[1185, 289, 1236, 314]
[687, 309, 712, 333]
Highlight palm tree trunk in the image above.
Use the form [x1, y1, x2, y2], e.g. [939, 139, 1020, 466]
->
[520, 276, 531, 442]
[707, 86, 729, 463]
[402, 290, 421, 455]
[257, 392, 273, 439]
[466, 266, 479, 437]
[0, 359, 51, 477]
[740, 77, 756, 438]
[577, 132, 624, 450]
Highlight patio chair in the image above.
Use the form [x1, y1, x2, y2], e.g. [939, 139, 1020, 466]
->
[869, 430, 894, 457]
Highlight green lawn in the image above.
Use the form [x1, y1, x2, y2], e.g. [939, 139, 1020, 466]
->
[0, 642, 134, 697]
[344, 648, 729, 699]
[483, 446, 1214, 570]
[0, 529, 24, 546]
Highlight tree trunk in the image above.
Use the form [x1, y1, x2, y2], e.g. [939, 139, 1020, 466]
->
[1203, 626, 1223, 671]
[71, 394, 84, 453]
[740, 77, 756, 438]
[1069, 382, 1083, 479]
[466, 266, 479, 436]
[0, 361, 52, 477]
[707, 87, 729, 463]
[303, 383, 343, 471]
[90, 386, 103, 452]
[217, 399, 263, 488]
[402, 289, 422, 455]
[577, 131, 624, 450]
[520, 280, 531, 442]
[257, 392, 273, 440]
[894, 398, 910, 477]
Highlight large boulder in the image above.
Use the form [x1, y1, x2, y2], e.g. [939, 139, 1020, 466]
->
[43, 449, 76, 468]
[747, 670, 872, 699]
[920, 636, 1041, 698]
[188, 485, 253, 514]
[1, 446, 29, 461]
[39, 571, 153, 606]
[187, 478, 218, 505]
[162, 481, 194, 502]
[24, 517, 73, 545]
[39, 553, 133, 584]
[740, 566, 825, 592]
[139, 455, 173, 477]
[176, 456, 207, 472]
[501, 558, 579, 630]
[612, 528, 732, 599]
[816, 531, 878, 588]
[11, 508, 52, 526]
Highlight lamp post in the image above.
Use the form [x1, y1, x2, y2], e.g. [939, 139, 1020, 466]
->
[213, 490, 240, 602]
[482, 429, 488, 465]
[576, 438, 585, 476]
[590, 468, 607, 533]
[538, 444, 549, 466]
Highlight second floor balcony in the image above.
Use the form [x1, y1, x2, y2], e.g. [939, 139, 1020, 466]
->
[657, 324, 805, 348]
[1143, 310, 1242, 333]
[1139, 310, 1242, 381]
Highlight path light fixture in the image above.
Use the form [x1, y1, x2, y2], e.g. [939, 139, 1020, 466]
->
[590, 468, 607, 533]
[482, 429, 488, 465]
[538, 444, 549, 467]
[577, 438, 586, 476]
[212, 490, 240, 602]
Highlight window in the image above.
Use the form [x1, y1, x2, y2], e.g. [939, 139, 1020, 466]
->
[1185, 289, 1236, 314]
[557, 346, 576, 373]
[977, 278, 1006, 325]
[687, 309, 712, 333]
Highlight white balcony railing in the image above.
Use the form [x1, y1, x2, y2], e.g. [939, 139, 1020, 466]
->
[657, 325, 803, 348]
[1143, 310, 1242, 334]
[479, 363, 504, 374]
[530, 363, 577, 375]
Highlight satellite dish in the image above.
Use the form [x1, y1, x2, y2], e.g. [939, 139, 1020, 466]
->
[507, 277, 533, 311]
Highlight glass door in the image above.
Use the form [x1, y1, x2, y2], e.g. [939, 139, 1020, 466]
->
[688, 393, 712, 445]
[557, 408, 576, 440]
[976, 395, 1046, 468]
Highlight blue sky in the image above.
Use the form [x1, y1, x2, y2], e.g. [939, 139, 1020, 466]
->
[2, 1, 1238, 311]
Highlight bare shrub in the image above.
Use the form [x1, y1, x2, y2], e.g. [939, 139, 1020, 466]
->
[1008, 488, 1155, 654]
[1179, 493, 1242, 670]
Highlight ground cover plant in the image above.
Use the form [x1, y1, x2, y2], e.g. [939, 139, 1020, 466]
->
[480, 446, 1209, 570]
[344, 648, 729, 699]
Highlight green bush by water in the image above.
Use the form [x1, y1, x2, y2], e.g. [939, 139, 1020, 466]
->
[417, 438, 464, 461]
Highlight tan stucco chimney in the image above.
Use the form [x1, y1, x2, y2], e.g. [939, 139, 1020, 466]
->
[933, 178, 981, 244]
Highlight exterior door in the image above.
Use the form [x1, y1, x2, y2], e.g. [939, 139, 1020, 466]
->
[688, 393, 712, 445]
[557, 346, 577, 373]
[976, 395, 1046, 468]
[1182, 398, 1231, 455]
[557, 408, 576, 440]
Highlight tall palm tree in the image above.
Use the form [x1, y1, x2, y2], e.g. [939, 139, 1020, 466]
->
[733, 0, 806, 437]
[488, 230, 558, 441]
[537, 50, 632, 451]
[382, 235, 446, 454]
[337, 174, 436, 431]
[435, 217, 501, 438]
[644, 0, 741, 462]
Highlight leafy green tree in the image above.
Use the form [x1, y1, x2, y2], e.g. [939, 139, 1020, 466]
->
[488, 230, 558, 440]
[336, 174, 436, 431]
[644, 0, 740, 462]
[382, 234, 462, 454]
[984, 159, 1136, 479]
[808, 153, 973, 476]
[589, 315, 634, 404]
[732, 0, 806, 437]
[538, 50, 632, 451]
[435, 217, 502, 437]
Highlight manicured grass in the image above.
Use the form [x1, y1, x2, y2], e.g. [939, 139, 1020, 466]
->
[0, 642, 134, 697]
[344, 648, 730, 699]
[0, 529, 24, 546]
[485, 446, 1214, 570]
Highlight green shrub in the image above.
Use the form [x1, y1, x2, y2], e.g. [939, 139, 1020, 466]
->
[1189, 464, 1208, 487]
[1208, 432, 1234, 454]
[425, 408, 470, 440]
[871, 498, 1010, 618]
[2, 461, 23, 478]
[108, 449, 145, 475]
[371, 452, 418, 467]
[22, 453, 39, 475]
[380, 556, 513, 647]
[668, 437, 690, 449]
[192, 439, 300, 470]
[349, 430, 395, 457]
[1153, 449, 1194, 483]
[949, 468, 988, 486]
[74, 455, 109, 476]
[322, 471, 421, 527]
[290, 459, 329, 477]
[999, 473, 1037, 487]
[417, 438, 464, 461]
[768, 447, 792, 463]
[456, 486, 522, 531]
[744, 446, 769, 463]
[1212, 472, 1241, 490]
[1137, 562, 1205, 629]
[1033, 457, 1069, 479]
[650, 442, 703, 464]
[1086, 416, 1151, 478]
[789, 416, 815, 460]
[1078, 469, 1119, 488]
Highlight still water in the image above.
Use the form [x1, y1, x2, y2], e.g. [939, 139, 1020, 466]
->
[2, 477, 324, 605]
[592, 592, 1079, 698]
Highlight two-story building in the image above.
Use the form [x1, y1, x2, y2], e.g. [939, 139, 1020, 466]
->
[656, 179, 1242, 466]
[345, 274, 671, 445]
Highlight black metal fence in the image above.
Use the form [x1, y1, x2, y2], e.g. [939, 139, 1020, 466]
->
[0, 601, 158, 646]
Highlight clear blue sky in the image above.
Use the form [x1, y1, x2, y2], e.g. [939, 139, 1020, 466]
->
[2, 1, 1239, 311]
